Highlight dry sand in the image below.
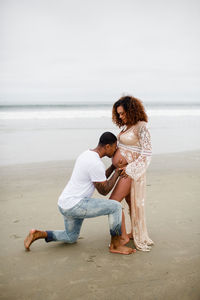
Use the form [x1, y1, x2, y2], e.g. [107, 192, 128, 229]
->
[0, 151, 200, 300]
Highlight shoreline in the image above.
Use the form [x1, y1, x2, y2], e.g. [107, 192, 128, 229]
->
[0, 150, 200, 300]
[0, 148, 199, 169]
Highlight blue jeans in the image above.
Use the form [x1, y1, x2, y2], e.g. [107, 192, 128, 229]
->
[45, 197, 122, 243]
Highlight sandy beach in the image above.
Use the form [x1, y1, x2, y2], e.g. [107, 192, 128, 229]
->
[0, 151, 200, 300]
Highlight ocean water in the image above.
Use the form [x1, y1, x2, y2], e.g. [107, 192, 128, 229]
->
[0, 103, 200, 166]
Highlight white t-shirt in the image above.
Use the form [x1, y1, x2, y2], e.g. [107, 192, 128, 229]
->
[58, 150, 107, 209]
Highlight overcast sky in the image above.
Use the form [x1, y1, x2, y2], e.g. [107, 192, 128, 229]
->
[0, 0, 200, 105]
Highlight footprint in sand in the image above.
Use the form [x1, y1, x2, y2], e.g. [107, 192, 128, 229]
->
[10, 234, 21, 239]
[87, 255, 96, 263]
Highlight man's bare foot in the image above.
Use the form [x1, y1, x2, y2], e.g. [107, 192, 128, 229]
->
[110, 235, 136, 255]
[109, 244, 135, 255]
[24, 229, 47, 251]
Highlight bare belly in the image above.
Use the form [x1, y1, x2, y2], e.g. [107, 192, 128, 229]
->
[112, 148, 127, 168]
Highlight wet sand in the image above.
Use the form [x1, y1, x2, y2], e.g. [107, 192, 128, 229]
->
[0, 151, 200, 300]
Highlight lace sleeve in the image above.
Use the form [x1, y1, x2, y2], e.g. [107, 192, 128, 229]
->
[125, 123, 152, 181]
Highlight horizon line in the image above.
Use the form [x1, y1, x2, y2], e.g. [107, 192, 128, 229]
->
[0, 102, 200, 108]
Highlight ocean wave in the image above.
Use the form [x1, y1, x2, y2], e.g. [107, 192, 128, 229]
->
[0, 107, 200, 120]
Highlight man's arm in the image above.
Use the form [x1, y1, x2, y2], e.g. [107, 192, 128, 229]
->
[94, 169, 122, 196]
[105, 164, 116, 179]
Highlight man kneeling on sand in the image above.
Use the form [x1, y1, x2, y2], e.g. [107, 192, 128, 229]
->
[24, 132, 135, 255]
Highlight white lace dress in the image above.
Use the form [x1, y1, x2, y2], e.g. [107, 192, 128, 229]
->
[118, 121, 154, 251]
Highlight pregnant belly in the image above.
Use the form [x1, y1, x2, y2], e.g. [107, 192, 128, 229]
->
[112, 148, 127, 168]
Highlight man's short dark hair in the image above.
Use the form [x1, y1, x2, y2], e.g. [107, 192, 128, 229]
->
[98, 132, 117, 146]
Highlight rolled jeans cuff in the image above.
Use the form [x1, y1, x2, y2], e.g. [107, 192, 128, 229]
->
[45, 230, 54, 242]
[110, 225, 122, 237]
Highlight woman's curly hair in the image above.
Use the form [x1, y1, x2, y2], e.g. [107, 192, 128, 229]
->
[112, 95, 148, 128]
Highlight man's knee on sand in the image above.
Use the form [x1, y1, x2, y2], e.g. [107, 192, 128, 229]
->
[65, 236, 78, 244]
[45, 230, 79, 244]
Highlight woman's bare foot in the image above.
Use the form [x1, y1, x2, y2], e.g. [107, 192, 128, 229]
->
[128, 233, 133, 240]
[120, 235, 130, 246]
[24, 229, 47, 251]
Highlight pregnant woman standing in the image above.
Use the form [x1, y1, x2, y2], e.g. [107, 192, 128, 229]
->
[110, 95, 154, 251]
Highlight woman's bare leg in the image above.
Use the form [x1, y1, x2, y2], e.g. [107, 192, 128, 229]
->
[109, 176, 132, 245]
[125, 194, 133, 239]
[125, 194, 131, 215]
